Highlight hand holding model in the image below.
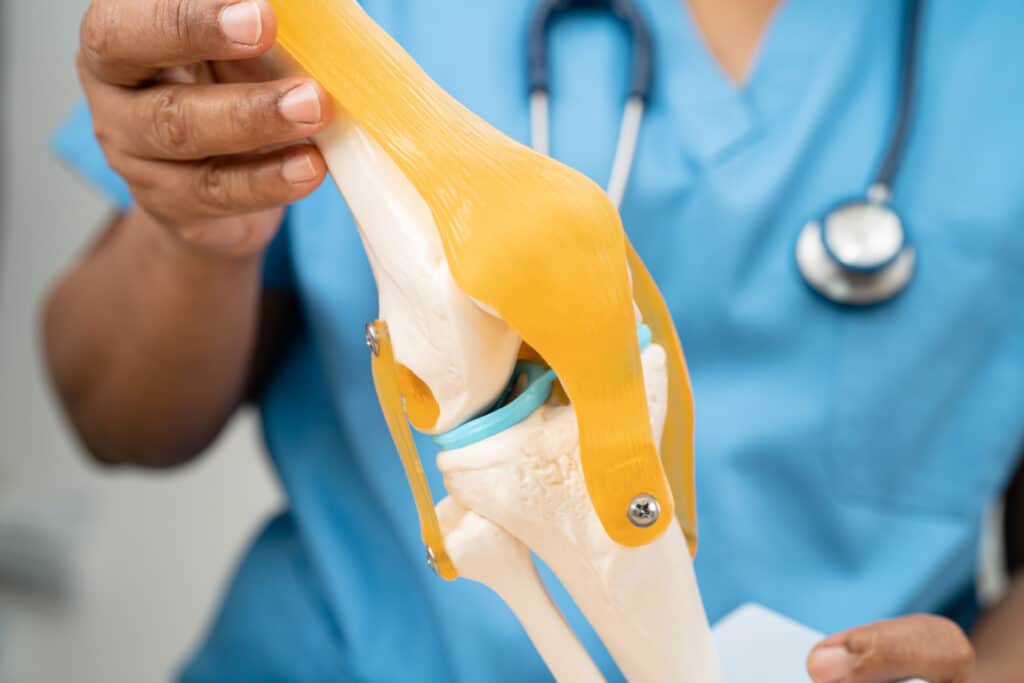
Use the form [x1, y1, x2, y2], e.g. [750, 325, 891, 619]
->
[45, 0, 334, 468]
[77, 0, 331, 256]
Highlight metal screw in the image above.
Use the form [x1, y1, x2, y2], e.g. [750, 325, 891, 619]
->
[867, 182, 891, 204]
[426, 546, 439, 576]
[627, 494, 660, 528]
[365, 323, 380, 356]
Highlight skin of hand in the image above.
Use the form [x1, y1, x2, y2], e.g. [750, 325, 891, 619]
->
[44, 0, 325, 467]
[77, 0, 332, 257]
[806, 455, 1024, 683]
[806, 614, 974, 683]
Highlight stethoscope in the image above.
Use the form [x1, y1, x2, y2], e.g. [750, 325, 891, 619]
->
[527, 0, 924, 307]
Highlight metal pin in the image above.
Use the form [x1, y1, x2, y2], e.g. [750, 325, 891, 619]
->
[627, 493, 660, 528]
[867, 182, 891, 205]
[426, 546, 439, 576]
[365, 323, 380, 356]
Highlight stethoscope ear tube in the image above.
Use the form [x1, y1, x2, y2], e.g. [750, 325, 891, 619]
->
[527, 0, 654, 204]
[527, 0, 654, 103]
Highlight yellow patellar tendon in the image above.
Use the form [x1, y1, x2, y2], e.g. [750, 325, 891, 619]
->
[271, 0, 691, 548]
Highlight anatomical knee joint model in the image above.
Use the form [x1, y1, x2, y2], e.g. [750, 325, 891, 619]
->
[268, 1, 722, 680]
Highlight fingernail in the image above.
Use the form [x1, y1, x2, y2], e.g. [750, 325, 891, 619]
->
[220, 2, 263, 46]
[279, 83, 322, 125]
[282, 153, 317, 184]
[807, 646, 855, 683]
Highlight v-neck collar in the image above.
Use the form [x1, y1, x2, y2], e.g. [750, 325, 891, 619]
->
[747, 1, 875, 120]
[637, 0, 870, 166]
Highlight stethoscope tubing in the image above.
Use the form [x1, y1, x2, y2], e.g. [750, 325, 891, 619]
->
[527, 0, 654, 208]
[874, 0, 923, 191]
[811, 0, 922, 285]
[529, 0, 926, 305]
[528, 0, 654, 104]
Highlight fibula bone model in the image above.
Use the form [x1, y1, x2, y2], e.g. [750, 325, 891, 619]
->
[268, 1, 723, 680]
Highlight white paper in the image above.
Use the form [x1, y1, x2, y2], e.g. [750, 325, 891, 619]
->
[712, 604, 924, 683]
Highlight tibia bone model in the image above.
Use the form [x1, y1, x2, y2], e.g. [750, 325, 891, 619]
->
[436, 498, 605, 683]
[438, 344, 722, 683]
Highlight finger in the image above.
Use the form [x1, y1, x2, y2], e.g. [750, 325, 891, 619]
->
[92, 78, 330, 160]
[121, 145, 327, 223]
[80, 0, 277, 86]
[807, 615, 974, 683]
[208, 56, 278, 84]
[156, 55, 275, 86]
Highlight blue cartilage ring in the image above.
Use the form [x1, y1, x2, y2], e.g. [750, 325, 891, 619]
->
[432, 325, 653, 450]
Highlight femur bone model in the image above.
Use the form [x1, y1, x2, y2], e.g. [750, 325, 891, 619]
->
[268, 1, 722, 680]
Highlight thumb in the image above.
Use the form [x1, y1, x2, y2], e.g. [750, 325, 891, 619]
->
[806, 615, 974, 683]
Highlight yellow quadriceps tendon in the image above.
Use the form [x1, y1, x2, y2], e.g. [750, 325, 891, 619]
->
[269, 0, 699, 571]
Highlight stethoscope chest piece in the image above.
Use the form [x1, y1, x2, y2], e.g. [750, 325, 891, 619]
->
[793, 0, 924, 307]
[796, 189, 916, 306]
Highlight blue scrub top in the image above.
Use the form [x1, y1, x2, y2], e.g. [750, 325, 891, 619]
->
[54, 1, 1024, 680]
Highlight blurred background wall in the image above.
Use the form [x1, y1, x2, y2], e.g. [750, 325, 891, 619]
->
[0, 3, 282, 682]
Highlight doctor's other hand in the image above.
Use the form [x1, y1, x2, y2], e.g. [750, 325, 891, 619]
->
[806, 614, 974, 683]
[77, 0, 332, 257]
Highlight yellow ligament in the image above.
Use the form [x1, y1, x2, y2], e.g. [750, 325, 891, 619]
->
[626, 243, 698, 556]
[270, 0, 674, 547]
[370, 322, 457, 580]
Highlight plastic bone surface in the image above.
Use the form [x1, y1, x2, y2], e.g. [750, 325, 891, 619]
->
[438, 345, 724, 683]
[266, 1, 716, 678]
[308, 110, 720, 677]
[269, 0, 680, 547]
[437, 497, 605, 683]
[318, 117, 522, 433]
[265, 47, 521, 433]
